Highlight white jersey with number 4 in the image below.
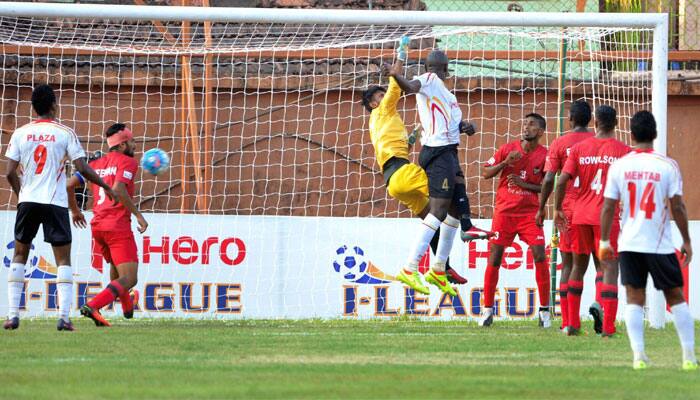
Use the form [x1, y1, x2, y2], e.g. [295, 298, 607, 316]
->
[415, 72, 462, 147]
[604, 149, 683, 254]
[4, 119, 86, 208]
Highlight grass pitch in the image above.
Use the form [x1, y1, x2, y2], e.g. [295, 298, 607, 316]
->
[1, 318, 698, 399]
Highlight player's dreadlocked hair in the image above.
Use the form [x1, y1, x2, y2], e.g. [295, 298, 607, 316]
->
[361, 86, 386, 113]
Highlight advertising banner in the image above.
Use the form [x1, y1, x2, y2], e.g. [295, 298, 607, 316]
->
[0, 211, 695, 320]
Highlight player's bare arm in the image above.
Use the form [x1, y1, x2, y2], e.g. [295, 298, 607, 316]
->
[73, 157, 119, 204]
[388, 69, 420, 94]
[482, 150, 521, 179]
[507, 174, 541, 193]
[113, 180, 148, 233]
[553, 171, 571, 228]
[598, 197, 617, 260]
[66, 175, 87, 229]
[670, 195, 692, 265]
[4, 158, 20, 198]
[535, 171, 556, 226]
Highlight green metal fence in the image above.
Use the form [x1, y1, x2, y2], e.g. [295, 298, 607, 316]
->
[420, 0, 699, 53]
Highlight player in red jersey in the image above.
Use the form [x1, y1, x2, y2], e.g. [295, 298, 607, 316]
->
[67, 123, 148, 326]
[479, 113, 549, 327]
[554, 105, 631, 336]
[536, 100, 603, 334]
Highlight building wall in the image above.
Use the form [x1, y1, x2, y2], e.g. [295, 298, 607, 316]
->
[2, 86, 699, 218]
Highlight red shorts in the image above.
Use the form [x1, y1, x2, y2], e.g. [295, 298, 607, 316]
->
[558, 209, 576, 253]
[571, 222, 620, 256]
[490, 214, 545, 247]
[92, 229, 139, 266]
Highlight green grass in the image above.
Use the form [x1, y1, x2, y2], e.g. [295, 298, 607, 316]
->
[1, 319, 698, 399]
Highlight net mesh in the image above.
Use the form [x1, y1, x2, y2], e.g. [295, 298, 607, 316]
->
[0, 13, 656, 318]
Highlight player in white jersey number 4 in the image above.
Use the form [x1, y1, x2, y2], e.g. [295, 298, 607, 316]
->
[4, 84, 117, 331]
[600, 111, 697, 371]
[388, 48, 492, 297]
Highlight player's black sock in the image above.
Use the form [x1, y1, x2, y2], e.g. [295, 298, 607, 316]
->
[430, 227, 453, 270]
[453, 183, 473, 231]
[430, 227, 440, 255]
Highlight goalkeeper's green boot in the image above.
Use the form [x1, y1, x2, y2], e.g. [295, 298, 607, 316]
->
[424, 268, 457, 297]
[397, 269, 430, 295]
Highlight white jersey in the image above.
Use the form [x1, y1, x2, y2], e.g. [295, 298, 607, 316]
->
[604, 149, 683, 254]
[4, 119, 86, 208]
[414, 72, 462, 147]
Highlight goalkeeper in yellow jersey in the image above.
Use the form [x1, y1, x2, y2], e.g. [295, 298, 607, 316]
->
[361, 56, 485, 286]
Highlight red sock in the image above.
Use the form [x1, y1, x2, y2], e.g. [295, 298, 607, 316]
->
[88, 280, 126, 311]
[483, 265, 500, 308]
[534, 261, 550, 308]
[119, 289, 133, 314]
[595, 271, 604, 304]
[601, 283, 619, 335]
[567, 280, 584, 330]
[559, 282, 569, 328]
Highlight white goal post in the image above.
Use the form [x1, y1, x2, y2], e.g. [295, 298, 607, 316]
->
[0, 2, 672, 325]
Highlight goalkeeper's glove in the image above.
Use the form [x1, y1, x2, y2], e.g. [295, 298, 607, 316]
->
[598, 239, 615, 261]
[407, 124, 422, 146]
[397, 35, 410, 62]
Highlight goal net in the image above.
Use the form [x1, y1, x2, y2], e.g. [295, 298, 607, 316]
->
[0, 4, 667, 320]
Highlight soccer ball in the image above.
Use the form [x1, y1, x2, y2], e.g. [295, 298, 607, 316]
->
[141, 148, 170, 175]
[333, 245, 367, 282]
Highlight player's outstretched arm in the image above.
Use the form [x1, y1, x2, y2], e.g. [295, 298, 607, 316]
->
[387, 61, 420, 95]
[4, 158, 20, 198]
[73, 157, 119, 204]
[113, 181, 148, 234]
[670, 195, 692, 265]
[66, 175, 87, 228]
[536, 171, 556, 226]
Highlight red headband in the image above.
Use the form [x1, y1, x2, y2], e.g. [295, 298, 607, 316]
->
[107, 128, 133, 148]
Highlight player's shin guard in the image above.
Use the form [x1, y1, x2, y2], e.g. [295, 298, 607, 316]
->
[88, 280, 127, 311]
[453, 183, 473, 231]
[7, 263, 25, 319]
[534, 261, 550, 308]
[434, 215, 459, 272]
[595, 271, 604, 305]
[625, 304, 645, 355]
[671, 302, 697, 363]
[559, 283, 569, 328]
[56, 265, 72, 323]
[601, 284, 618, 335]
[406, 214, 441, 272]
[567, 280, 584, 330]
[483, 265, 500, 309]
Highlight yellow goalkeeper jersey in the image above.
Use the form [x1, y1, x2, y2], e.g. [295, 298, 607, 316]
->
[369, 77, 409, 170]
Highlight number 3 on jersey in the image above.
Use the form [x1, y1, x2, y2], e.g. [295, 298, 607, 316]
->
[590, 168, 603, 194]
[97, 187, 107, 205]
[627, 181, 656, 219]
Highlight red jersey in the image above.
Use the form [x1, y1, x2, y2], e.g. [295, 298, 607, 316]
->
[89, 152, 138, 232]
[562, 137, 630, 225]
[544, 131, 595, 212]
[487, 140, 547, 216]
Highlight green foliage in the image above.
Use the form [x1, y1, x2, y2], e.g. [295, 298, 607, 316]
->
[2, 319, 698, 399]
